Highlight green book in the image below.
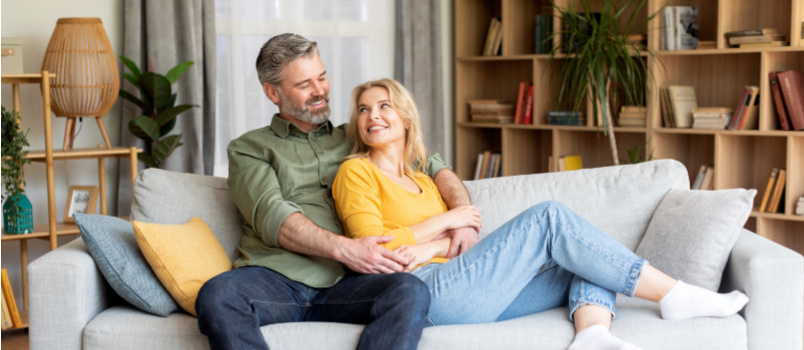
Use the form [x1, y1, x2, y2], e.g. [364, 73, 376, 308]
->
[534, 14, 553, 54]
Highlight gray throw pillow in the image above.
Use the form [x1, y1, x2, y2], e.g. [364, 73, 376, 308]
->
[635, 188, 757, 291]
[76, 214, 178, 316]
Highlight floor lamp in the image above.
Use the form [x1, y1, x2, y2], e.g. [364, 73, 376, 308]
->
[42, 17, 119, 150]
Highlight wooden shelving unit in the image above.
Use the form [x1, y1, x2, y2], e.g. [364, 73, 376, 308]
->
[454, 0, 804, 254]
[1, 72, 141, 329]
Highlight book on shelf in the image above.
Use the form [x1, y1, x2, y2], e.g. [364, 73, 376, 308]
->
[770, 72, 792, 130]
[727, 86, 760, 130]
[534, 14, 553, 54]
[725, 28, 781, 38]
[768, 168, 787, 213]
[737, 87, 760, 130]
[696, 41, 716, 49]
[627, 34, 647, 50]
[661, 6, 698, 51]
[739, 41, 788, 48]
[522, 84, 534, 124]
[699, 165, 715, 190]
[547, 111, 586, 126]
[667, 85, 697, 128]
[796, 196, 804, 216]
[1, 268, 22, 328]
[474, 151, 501, 180]
[691, 165, 707, 190]
[692, 107, 732, 129]
[728, 34, 786, 46]
[483, 18, 502, 56]
[514, 82, 533, 124]
[659, 87, 675, 128]
[1, 286, 11, 330]
[468, 100, 514, 124]
[557, 155, 582, 172]
[759, 168, 780, 212]
[777, 70, 804, 130]
[473, 153, 484, 180]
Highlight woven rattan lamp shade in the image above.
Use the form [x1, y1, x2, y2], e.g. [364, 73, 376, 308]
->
[42, 18, 119, 150]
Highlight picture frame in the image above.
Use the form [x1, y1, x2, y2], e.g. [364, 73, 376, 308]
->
[63, 186, 99, 224]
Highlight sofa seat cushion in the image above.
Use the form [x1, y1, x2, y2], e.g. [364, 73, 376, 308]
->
[84, 299, 746, 350]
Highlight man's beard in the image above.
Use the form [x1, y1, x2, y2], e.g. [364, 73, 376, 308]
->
[279, 91, 331, 125]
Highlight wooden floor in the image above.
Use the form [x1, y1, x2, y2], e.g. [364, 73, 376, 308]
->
[1, 328, 29, 350]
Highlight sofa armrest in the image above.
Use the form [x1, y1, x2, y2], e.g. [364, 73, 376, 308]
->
[721, 229, 803, 350]
[28, 238, 113, 350]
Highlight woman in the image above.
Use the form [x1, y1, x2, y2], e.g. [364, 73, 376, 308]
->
[332, 79, 749, 350]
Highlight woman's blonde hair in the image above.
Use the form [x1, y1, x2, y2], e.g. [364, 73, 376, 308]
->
[345, 78, 428, 174]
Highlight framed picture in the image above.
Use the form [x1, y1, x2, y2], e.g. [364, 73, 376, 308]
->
[63, 186, 99, 224]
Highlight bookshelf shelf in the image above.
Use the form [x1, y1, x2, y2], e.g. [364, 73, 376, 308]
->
[454, 0, 804, 254]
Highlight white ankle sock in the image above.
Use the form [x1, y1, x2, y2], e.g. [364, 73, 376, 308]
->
[568, 325, 643, 350]
[659, 281, 749, 320]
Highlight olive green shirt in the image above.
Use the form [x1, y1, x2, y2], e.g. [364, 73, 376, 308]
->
[227, 114, 450, 288]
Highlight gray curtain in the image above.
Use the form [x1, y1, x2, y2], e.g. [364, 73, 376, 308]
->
[117, 0, 216, 215]
[395, 0, 445, 158]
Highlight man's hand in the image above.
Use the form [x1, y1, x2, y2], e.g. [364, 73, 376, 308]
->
[444, 227, 478, 259]
[337, 236, 410, 274]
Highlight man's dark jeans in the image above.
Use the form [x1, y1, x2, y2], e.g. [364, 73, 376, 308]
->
[196, 266, 430, 350]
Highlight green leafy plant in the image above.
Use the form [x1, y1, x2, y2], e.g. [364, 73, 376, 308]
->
[547, 0, 662, 166]
[622, 140, 654, 164]
[2, 106, 31, 220]
[118, 56, 197, 168]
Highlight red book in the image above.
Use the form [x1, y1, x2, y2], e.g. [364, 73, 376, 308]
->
[778, 70, 804, 130]
[523, 84, 534, 124]
[727, 87, 749, 130]
[770, 72, 792, 130]
[514, 82, 527, 124]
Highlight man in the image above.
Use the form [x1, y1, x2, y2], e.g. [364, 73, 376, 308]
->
[196, 33, 478, 350]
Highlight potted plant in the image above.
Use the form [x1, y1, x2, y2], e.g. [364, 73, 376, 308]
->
[2, 106, 33, 233]
[118, 56, 197, 169]
[547, 0, 661, 166]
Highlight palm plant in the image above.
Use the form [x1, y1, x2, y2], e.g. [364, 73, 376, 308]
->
[547, 0, 661, 166]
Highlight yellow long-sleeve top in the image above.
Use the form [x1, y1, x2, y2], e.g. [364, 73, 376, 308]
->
[333, 158, 449, 267]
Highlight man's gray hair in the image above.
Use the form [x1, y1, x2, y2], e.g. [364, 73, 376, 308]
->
[256, 33, 319, 86]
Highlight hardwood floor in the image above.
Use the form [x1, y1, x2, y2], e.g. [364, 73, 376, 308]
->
[1, 328, 29, 350]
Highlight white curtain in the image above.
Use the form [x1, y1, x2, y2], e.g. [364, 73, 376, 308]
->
[213, 0, 395, 177]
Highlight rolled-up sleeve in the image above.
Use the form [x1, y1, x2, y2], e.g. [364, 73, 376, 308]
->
[227, 139, 301, 247]
[425, 153, 450, 179]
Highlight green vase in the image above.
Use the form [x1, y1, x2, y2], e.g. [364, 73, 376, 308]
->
[3, 194, 33, 234]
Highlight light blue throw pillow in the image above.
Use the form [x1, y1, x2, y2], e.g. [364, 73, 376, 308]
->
[75, 214, 178, 316]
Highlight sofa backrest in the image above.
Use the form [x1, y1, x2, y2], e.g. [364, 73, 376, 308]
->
[131, 168, 244, 262]
[464, 159, 689, 251]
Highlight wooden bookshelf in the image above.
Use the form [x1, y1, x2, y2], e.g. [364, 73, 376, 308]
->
[454, 0, 804, 254]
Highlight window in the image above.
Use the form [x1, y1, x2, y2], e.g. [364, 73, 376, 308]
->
[214, 0, 394, 177]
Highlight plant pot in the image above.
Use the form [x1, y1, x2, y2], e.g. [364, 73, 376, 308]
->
[3, 193, 33, 234]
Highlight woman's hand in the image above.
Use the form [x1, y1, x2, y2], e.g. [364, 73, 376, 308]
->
[395, 243, 440, 272]
[441, 205, 482, 232]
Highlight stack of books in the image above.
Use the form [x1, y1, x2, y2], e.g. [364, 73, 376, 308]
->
[796, 196, 804, 216]
[692, 107, 732, 129]
[473, 150, 502, 180]
[696, 41, 716, 49]
[691, 165, 714, 190]
[618, 106, 646, 127]
[758, 168, 787, 213]
[547, 111, 586, 126]
[660, 6, 698, 51]
[626, 34, 647, 51]
[727, 86, 760, 130]
[725, 28, 787, 48]
[770, 70, 804, 131]
[468, 99, 514, 124]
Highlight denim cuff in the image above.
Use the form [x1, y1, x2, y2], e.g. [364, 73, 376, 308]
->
[622, 257, 647, 297]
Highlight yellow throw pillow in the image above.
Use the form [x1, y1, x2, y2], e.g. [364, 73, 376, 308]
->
[132, 217, 232, 316]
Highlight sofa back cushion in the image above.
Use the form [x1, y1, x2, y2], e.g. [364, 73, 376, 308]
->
[131, 169, 244, 262]
[464, 159, 689, 251]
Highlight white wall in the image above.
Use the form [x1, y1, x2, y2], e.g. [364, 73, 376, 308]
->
[1, 0, 124, 309]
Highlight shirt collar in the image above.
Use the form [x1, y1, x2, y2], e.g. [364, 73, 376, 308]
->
[270, 114, 334, 138]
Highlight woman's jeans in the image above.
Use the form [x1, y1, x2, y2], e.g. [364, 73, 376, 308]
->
[412, 200, 646, 326]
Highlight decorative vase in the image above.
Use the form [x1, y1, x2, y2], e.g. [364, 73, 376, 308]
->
[3, 193, 33, 234]
[41, 17, 119, 150]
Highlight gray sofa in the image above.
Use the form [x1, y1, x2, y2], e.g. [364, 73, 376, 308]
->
[29, 159, 803, 349]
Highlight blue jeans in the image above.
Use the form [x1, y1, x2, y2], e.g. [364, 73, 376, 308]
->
[411, 201, 646, 325]
[196, 266, 430, 350]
